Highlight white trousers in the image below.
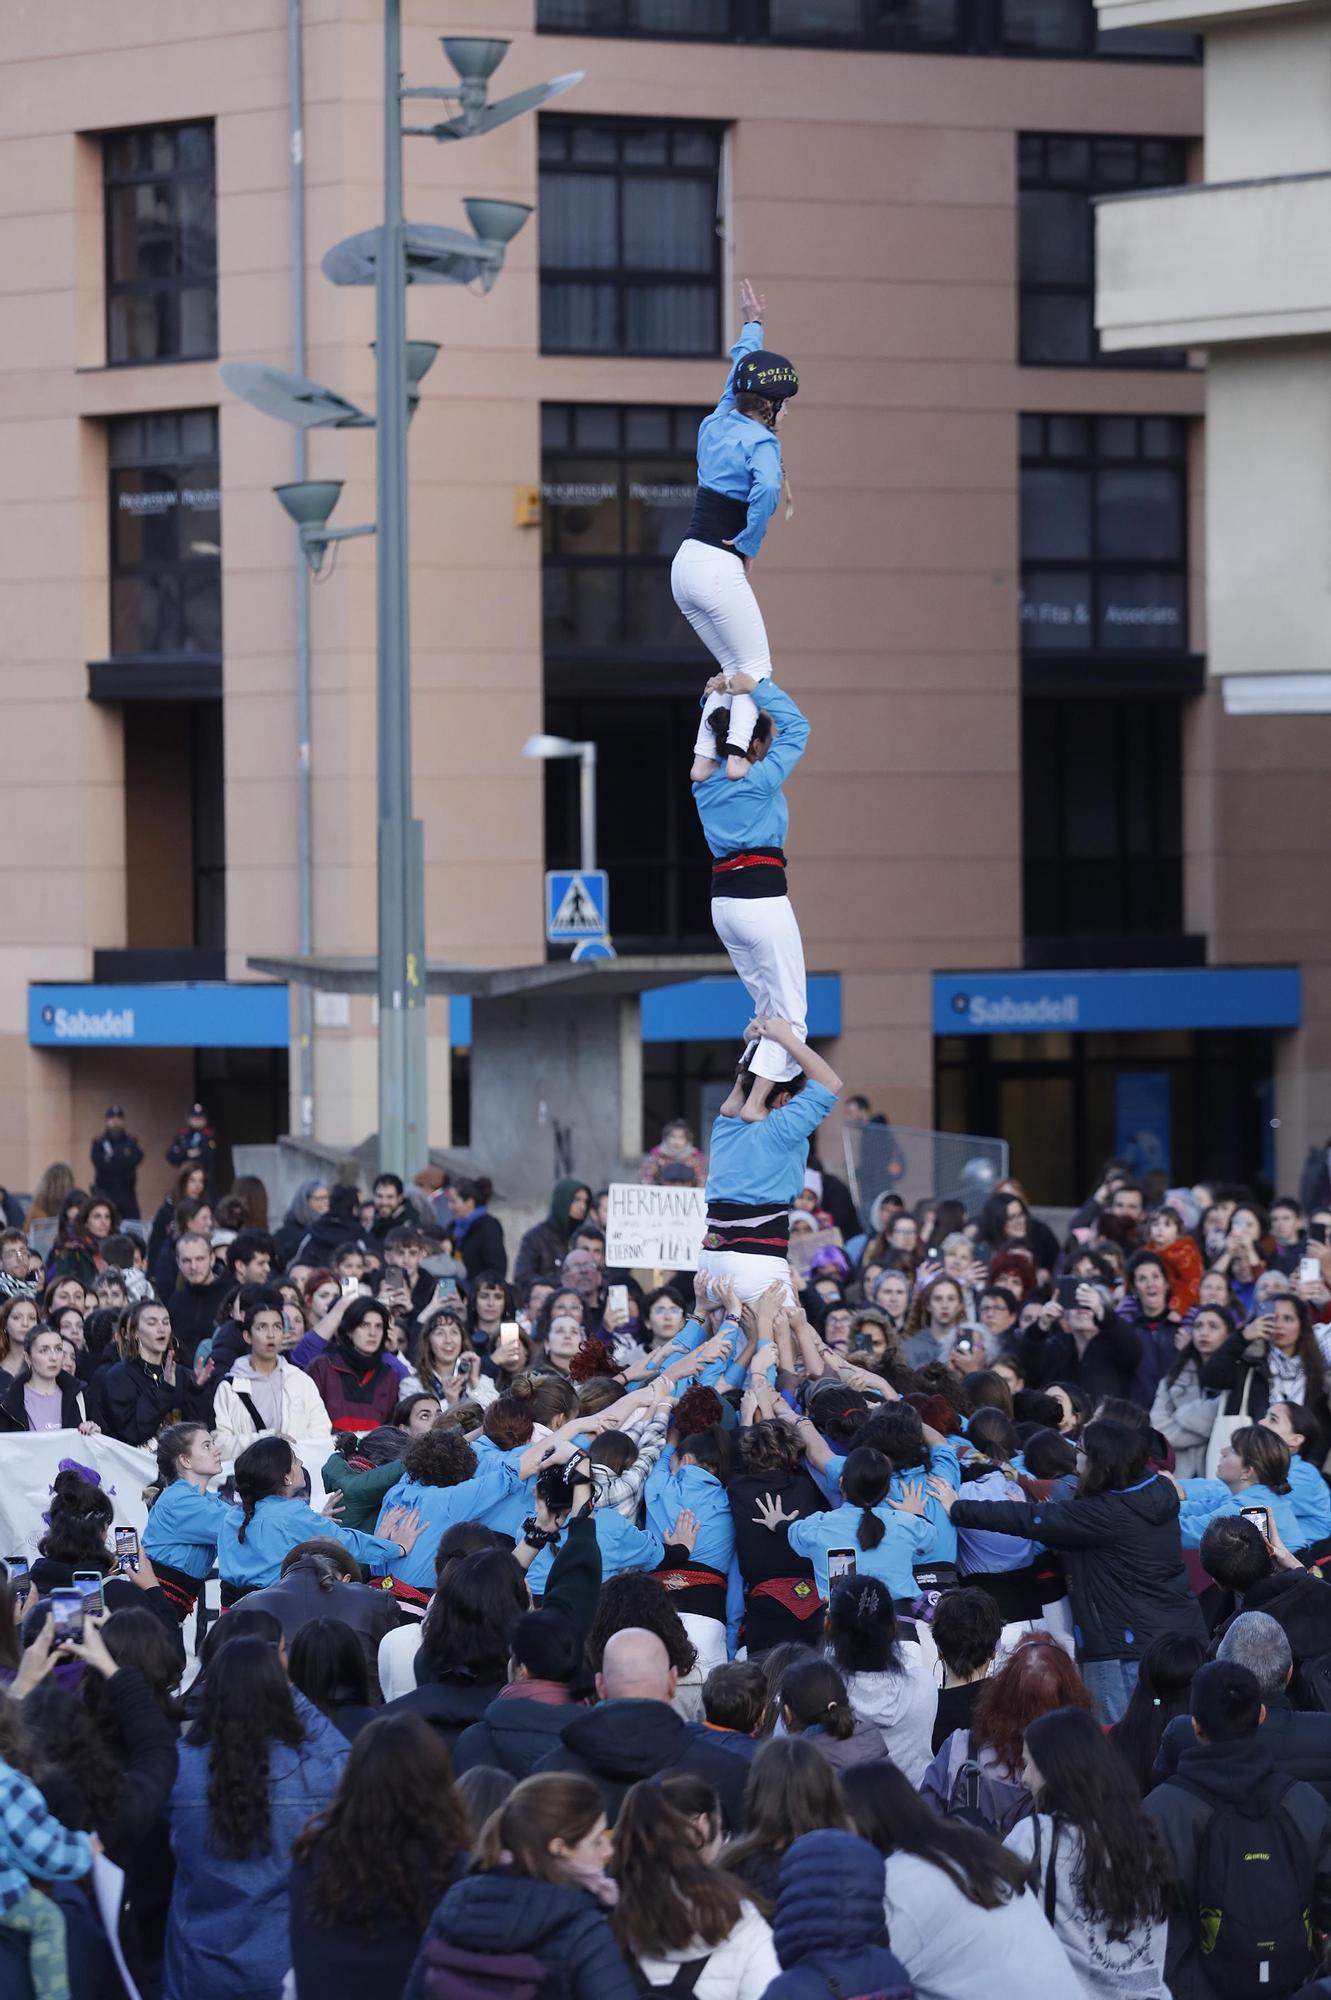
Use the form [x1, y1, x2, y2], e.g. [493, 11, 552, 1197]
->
[711, 894, 807, 1082]
[671, 537, 772, 756]
[679, 1611, 729, 1678]
[696, 1247, 795, 1310]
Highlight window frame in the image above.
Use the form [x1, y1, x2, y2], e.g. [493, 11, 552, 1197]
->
[1019, 132, 1191, 370]
[535, 0, 1199, 60]
[106, 408, 222, 662]
[1019, 412, 1190, 667]
[102, 120, 218, 369]
[538, 116, 725, 359]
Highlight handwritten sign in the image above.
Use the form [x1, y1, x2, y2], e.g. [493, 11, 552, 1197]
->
[607, 1182, 708, 1272]
[788, 1224, 845, 1277]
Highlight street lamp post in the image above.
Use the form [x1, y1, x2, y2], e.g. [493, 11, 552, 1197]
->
[522, 734, 599, 875]
[222, 18, 582, 1177]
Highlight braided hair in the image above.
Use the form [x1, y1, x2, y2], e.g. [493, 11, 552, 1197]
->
[233, 1435, 295, 1545]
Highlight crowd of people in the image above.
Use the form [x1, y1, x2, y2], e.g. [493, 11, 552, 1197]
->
[4, 1118, 1331, 1999]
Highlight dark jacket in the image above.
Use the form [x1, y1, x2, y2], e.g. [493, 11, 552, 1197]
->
[456, 1212, 508, 1284]
[306, 1346, 401, 1433]
[1017, 1308, 1144, 1407]
[289, 1850, 466, 2000]
[166, 1276, 232, 1364]
[242, 1554, 401, 1699]
[762, 1830, 913, 2000]
[533, 1697, 749, 1830]
[28, 1557, 183, 1658]
[369, 1198, 415, 1243]
[513, 1178, 592, 1294]
[402, 1869, 637, 2000]
[385, 1676, 502, 1751]
[90, 1130, 143, 1219]
[0, 1369, 90, 1434]
[1145, 1734, 1331, 2000]
[292, 1211, 365, 1268]
[1153, 1693, 1331, 1805]
[95, 1355, 209, 1446]
[949, 1471, 1206, 1663]
[452, 1689, 580, 1779]
[165, 1124, 216, 1179]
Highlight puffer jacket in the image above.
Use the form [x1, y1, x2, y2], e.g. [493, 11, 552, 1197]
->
[761, 1830, 913, 2000]
[949, 1471, 1206, 1664]
[402, 1868, 637, 2000]
[1149, 1357, 1220, 1479]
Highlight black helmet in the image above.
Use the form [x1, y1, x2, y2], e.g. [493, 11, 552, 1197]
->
[734, 349, 799, 402]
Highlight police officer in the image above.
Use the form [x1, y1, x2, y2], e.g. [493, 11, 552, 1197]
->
[91, 1104, 144, 1220]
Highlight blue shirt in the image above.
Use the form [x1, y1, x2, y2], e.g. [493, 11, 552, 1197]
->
[143, 1478, 231, 1581]
[646, 1459, 736, 1576]
[706, 1080, 839, 1210]
[693, 682, 810, 860]
[1178, 1477, 1304, 1553]
[1287, 1455, 1331, 1548]
[695, 319, 784, 559]
[787, 1500, 935, 1601]
[217, 1493, 404, 1588]
[376, 1469, 514, 1591]
[819, 1442, 961, 1567]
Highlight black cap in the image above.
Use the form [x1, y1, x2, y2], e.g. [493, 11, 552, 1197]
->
[734, 349, 799, 402]
[105, 1105, 125, 1118]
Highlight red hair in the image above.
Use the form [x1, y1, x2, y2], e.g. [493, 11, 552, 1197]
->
[569, 1338, 619, 1384]
[302, 1268, 339, 1311]
[989, 1248, 1037, 1299]
[673, 1384, 724, 1440]
[971, 1633, 1092, 1774]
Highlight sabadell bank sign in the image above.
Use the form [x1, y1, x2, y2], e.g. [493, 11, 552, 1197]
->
[952, 991, 1078, 1030]
[42, 1004, 135, 1041]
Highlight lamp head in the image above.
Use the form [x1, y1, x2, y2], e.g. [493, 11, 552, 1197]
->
[273, 480, 342, 530]
[441, 37, 509, 83]
[464, 198, 532, 248]
[522, 734, 582, 761]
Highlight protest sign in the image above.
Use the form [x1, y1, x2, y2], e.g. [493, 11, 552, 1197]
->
[607, 1181, 708, 1272]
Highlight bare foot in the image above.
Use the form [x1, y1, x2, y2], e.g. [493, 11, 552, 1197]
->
[740, 1077, 775, 1122]
[725, 754, 749, 781]
[691, 755, 718, 782]
[719, 1077, 747, 1117]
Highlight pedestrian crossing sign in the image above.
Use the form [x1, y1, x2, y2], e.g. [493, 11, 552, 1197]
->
[546, 869, 609, 942]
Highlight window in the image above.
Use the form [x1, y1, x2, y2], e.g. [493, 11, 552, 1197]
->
[538, 119, 722, 356]
[103, 123, 217, 365]
[537, 0, 1197, 57]
[1020, 414, 1188, 657]
[1023, 695, 1184, 939]
[1020, 134, 1188, 366]
[108, 410, 221, 658]
[542, 402, 709, 660]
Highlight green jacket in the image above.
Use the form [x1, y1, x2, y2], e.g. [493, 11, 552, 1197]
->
[320, 1451, 403, 1534]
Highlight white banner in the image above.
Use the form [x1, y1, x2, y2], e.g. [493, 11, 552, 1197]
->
[0, 1433, 330, 1567]
[607, 1182, 708, 1273]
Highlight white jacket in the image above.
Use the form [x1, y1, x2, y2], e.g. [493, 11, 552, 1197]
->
[844, 1658, 939, 1787]
[634, 1904, 779, 1999]
[883, 1852, 1082, 2000]
[212, 1356, 332, 1462]
[1149, 1359, 1220, 1480]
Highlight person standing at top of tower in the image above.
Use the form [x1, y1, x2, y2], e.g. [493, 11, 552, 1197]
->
[673, 278, 798, 784]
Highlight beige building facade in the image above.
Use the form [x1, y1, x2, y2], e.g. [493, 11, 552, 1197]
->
[0, 0, 1321, 1210]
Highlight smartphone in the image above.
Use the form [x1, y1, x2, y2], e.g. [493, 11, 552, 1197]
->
[340, 1276, 360, 1299]
[1311, 1222, 1329, 1247]
[1241, 1506, 1273, 1539]
[827, 1548, 857, 1585]
[953, 1335, 974, 1355]
[608, 1284, 629, 1319]
[114, 1527, 139, 1573]
[1300, 1256, 1321, 1286]
[495, 1321, 522, 1357]
[1055, 1275, 1082, 1308]
[48, 1589, 84, 1644]
[434, 1277, 460, 1302]
[5, 1558, 29, 1604]
[73, 1570, 105, 1616]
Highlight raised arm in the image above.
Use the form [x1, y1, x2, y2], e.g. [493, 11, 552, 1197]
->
[734, 677, 809, 792]
[747, 1015, 841, 1097]
[714, 278, 766, 413]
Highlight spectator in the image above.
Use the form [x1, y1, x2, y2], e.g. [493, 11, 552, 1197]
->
[1110, 1629, 1207, 1796]
[611, 1773, 777, 1996]
[90, 1104, 143, 1220]
[224, 1229, 276, 1287]
[515, 1178, 595, 1295]
[447, 1175, 508, 1281]
[0, 1325, 100, 1435]
[1151, 1612, 1331, 1806]
[930, 1585, 1003, 1753]
[1149, 1303, 1238, 1479]
[242, 1540, 401, 1699]
[721, 1738, 853, 1908]
[289, 1710, 471, 2000]
[287, 1618, 378, 1741]
[697, 1662, 766, 1763]
[165, 1230, 232, 1364]
[773, 1658, 889, 1772]
[95, 1297, 213, 1446]
[386, 1547, 528, 1750]
[273, 1178, 331, 1265]
[165, 1102, 216, 1185]
[1145, 1660, 1331, 1999]
[1005, 1706, 1171, 1993]
[920, 1633, 1093, 1833]
[453, 1607, 584, 1779]
[212, 1291, 331, 1460]
[402, 1772, 637, 2000]
[165, 1634, 345, 1998]
[369, 1172, 413, 1241]
[823, 1576, 937, 1784]
[640, 1120, 709, 1190]
[306, 1296, 403, 1435]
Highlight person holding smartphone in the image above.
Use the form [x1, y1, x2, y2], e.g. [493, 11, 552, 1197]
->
[1170, 1425, 1305, 1556]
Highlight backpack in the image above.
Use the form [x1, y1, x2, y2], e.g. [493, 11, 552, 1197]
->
[629, 1958, 709, 1996]
[1291, 1648, 1331, 1715]
[422, 1939, 551, 2000]
[941, 1733, 1031, 1838]
[1179, 1776, 1318, 1999]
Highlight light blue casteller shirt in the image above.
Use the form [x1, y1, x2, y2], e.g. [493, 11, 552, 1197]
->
[692, 680, 810, 861]
[695, 318, 784, 559]
[706, 1080, 839, 1213]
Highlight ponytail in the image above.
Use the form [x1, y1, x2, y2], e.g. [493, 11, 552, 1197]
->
[779, 1660, 856, 1742]
[841, 1445, 892, 1553]
[232, 1435, 294, 1547]
[155, 1422, 206, 1492]
[857, 1507, 885, 1552]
